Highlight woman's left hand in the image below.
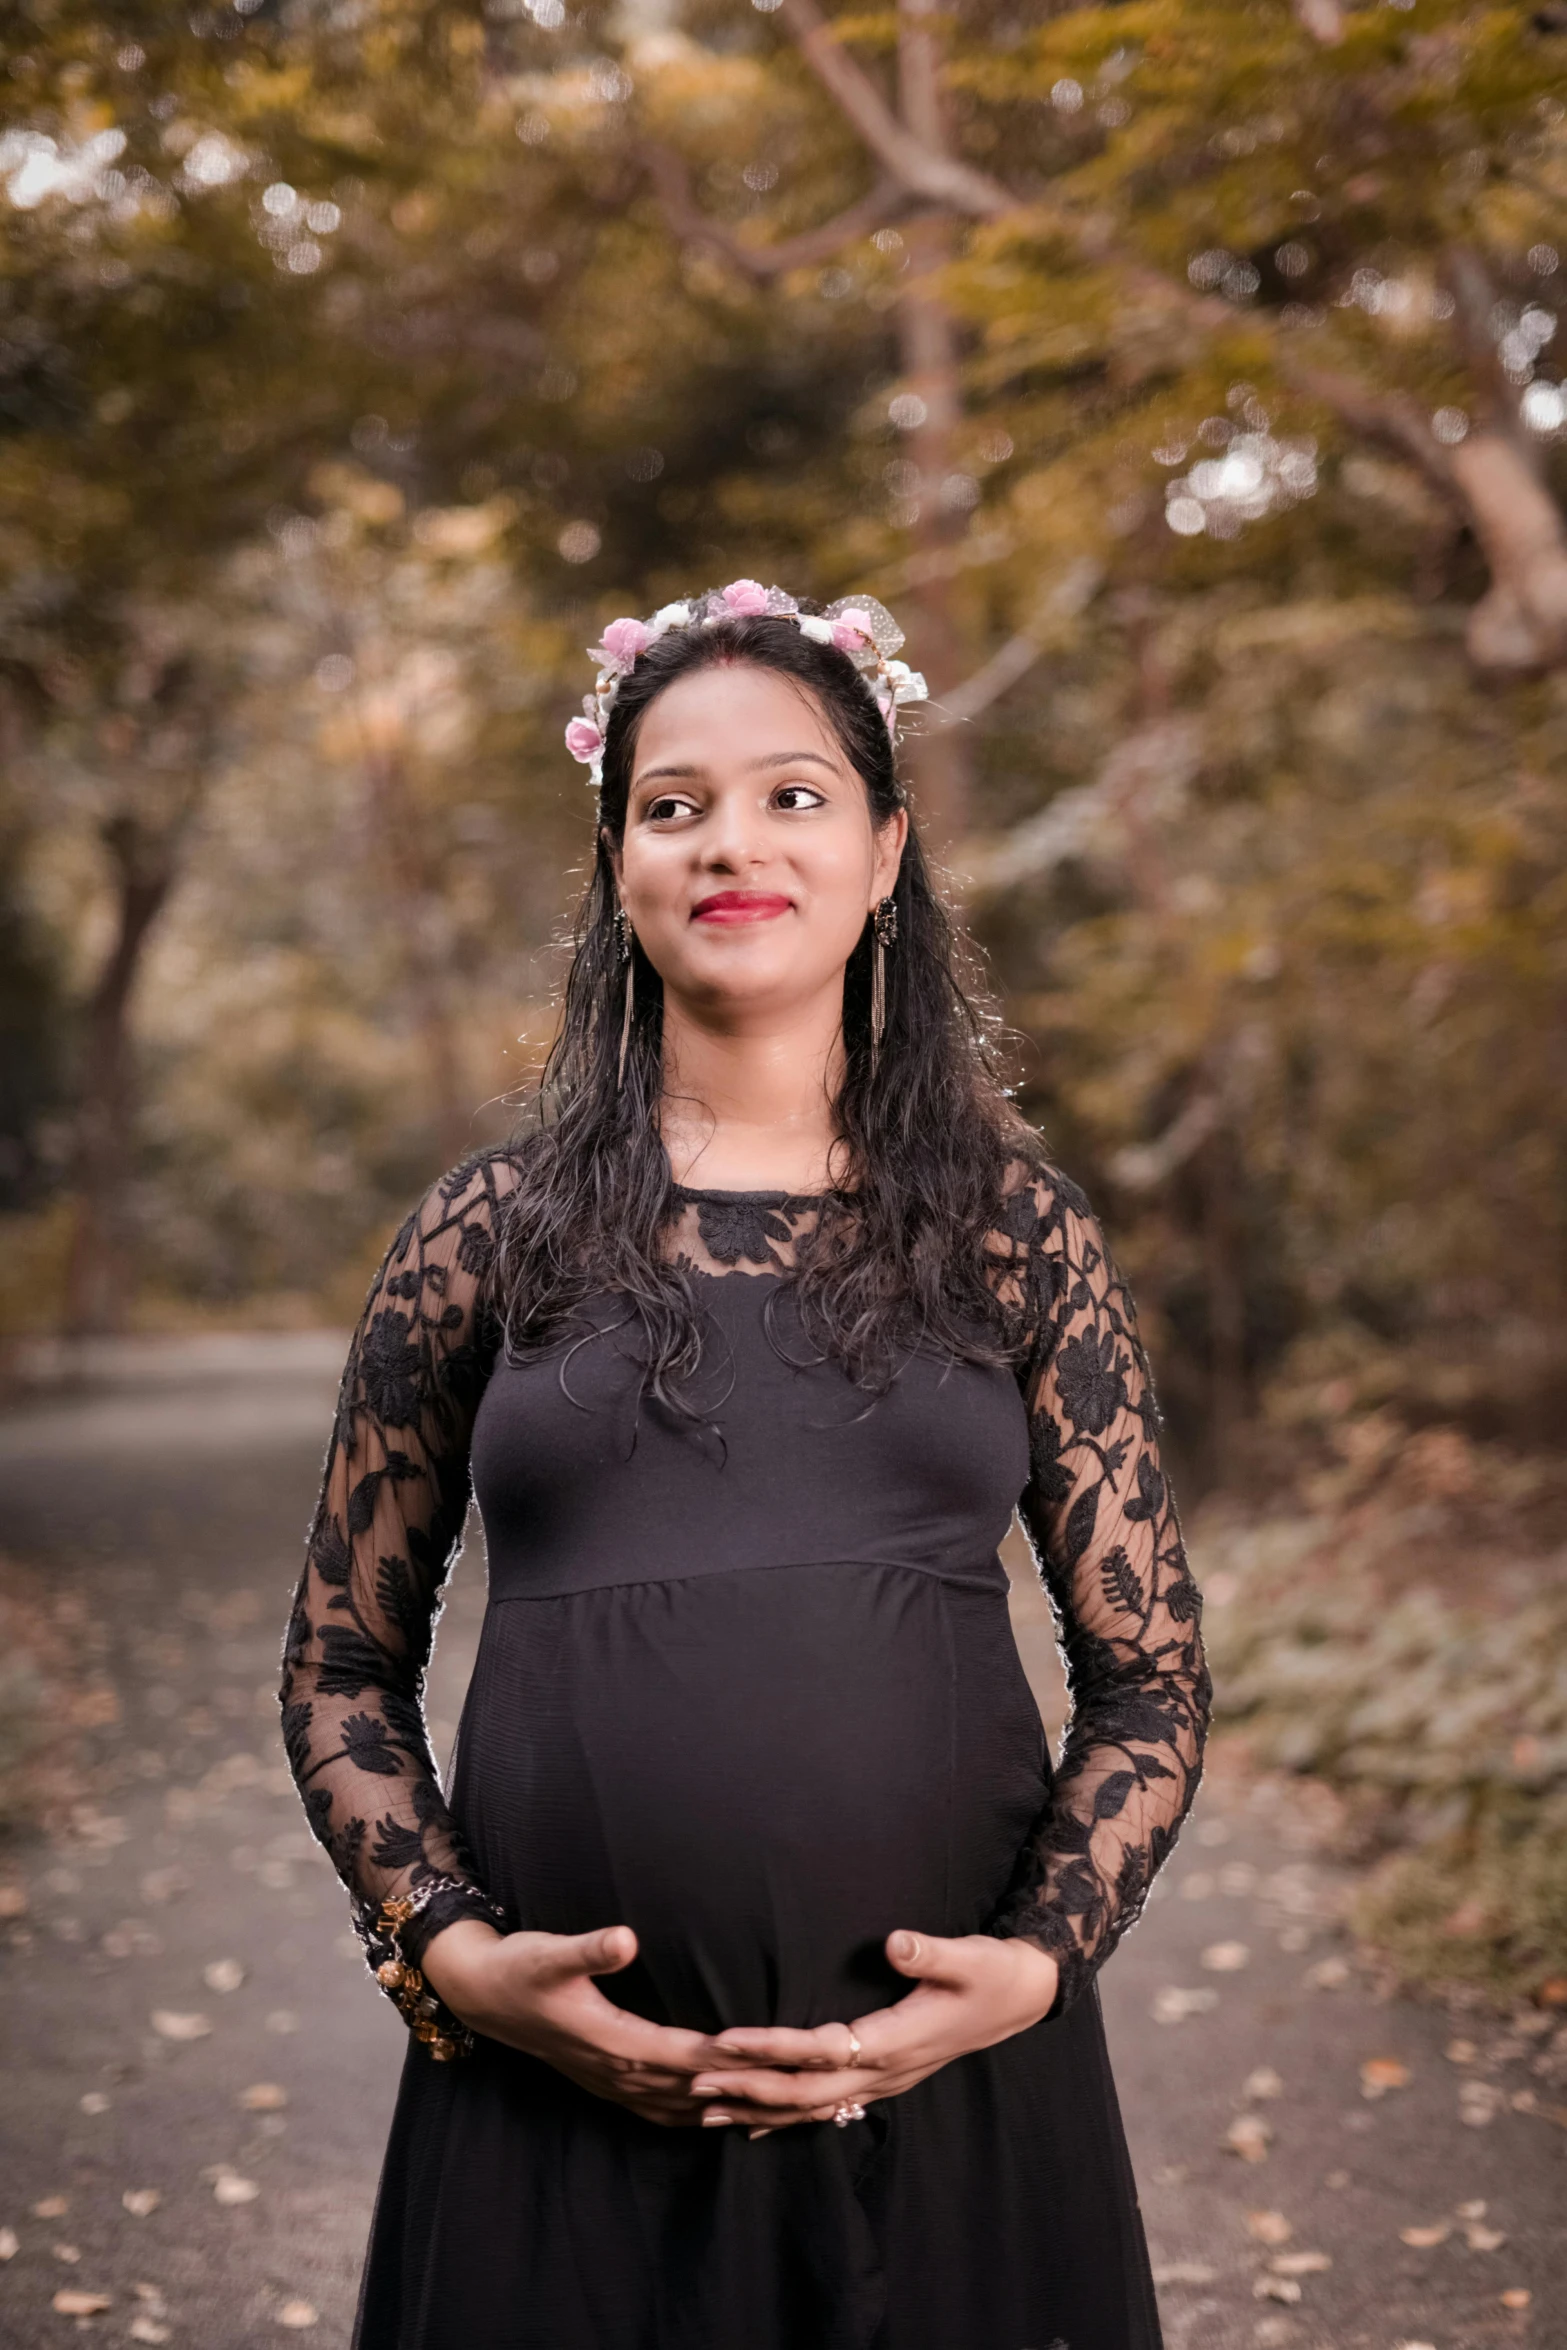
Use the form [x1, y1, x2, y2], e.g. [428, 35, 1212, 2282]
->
[687, 1930, 1060, 2135]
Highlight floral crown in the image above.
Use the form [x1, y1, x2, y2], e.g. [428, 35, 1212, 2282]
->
[563, 579, 928, 788]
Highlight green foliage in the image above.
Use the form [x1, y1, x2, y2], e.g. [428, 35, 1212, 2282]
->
[1198, 1447, 1567, 2005]
[1352, 1804, 1567, 2009]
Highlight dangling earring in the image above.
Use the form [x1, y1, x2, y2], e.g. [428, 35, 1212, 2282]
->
[870, 894, 898, 1072]
[614, 906, 635, 1089]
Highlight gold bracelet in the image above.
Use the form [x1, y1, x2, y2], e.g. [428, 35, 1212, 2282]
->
[359, 1880, 506, 2061]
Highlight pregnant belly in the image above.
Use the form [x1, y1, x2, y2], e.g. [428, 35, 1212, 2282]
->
[449, 1563, 1049, 2034]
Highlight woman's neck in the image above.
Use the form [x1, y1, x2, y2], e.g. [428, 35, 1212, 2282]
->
[659, 988, 846, 1194]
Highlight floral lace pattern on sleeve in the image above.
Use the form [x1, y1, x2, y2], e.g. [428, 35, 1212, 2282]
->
[986, 1166, 1211, 2015]
[279, 1154, 518, 2024]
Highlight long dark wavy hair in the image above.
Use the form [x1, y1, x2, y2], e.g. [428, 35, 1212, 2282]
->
[492, 604, 1039, 1401]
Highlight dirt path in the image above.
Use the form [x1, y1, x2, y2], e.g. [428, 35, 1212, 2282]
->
[0, 1338, 1558, 2348]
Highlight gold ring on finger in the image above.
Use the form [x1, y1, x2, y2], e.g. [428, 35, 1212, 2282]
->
[843, 2026, 862, 2067]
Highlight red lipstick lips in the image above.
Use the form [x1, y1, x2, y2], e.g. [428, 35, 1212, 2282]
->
[691, 891, 792, 925]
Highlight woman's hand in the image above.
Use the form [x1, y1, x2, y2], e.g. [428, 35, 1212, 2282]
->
[687, 1930, 1060, 2135]
[421, 1919, 748, 2127]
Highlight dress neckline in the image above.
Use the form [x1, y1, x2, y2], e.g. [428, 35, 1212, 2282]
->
[671, 1182, 830, 1205]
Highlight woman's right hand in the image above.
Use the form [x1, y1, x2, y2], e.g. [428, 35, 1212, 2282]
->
[420, 1919, 742, 2126]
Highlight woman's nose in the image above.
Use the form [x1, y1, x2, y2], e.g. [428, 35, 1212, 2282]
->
[698, 802, 767, 872]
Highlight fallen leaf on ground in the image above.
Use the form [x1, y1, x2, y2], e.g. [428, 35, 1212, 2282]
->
[1466, 2223, 1507, 2251]
[129, 2321, 171, 2345]
[139, 1869, 189, 1905]
[80, 2091, 110, 2115]
[1445, 2038, 1477, 2064]
[1455, 2199, 1487, 2219]
[31, 2196, 67, 2218]
[203, 1958, 246, 1994]
[122, 2189, 162, 2218]
[1243, 2066, 1283, 2101]
[1535, 1977, 1567, 2008]
[1441, 1897, 1490, 1938]
[1324, 2169, 1350, 2189]
[52, 2290, 112, 2316]
[277, 2299, 319, 2328]
[1392, 2340, 1437, 2349]
[1360, 2056, 1411, 2098]
[1306, 1955, 1349, 1989]
[1151, 1987, 1219, 2024]
[0, 1884, 27, 1918]
[0, 2228, 17, 2260]
[1270, 2251, 1331, 2275]
[1224, 2114, 1272, 2161]
[1399, 2224, 1451, 2247]
[103, 1920, 163, 1959]
[53, 2243, 80, 2263]
[1245, 2210, 1293, 2246]
[1501, 2288, 1531, 2310]
[1151, 2261, 1217, 2286]
[239, 2083, 288, 2111]
[212, 2172, 260, 2206]
[150, 2009, 211, 2042]
[1459, 2080, 1503, 2125]
[1253, 2275, 1302, 2302]
[1201, 1941, 1250, 1972]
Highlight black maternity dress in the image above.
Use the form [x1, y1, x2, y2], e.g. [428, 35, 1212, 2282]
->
[280, 1150, 1210, 2350]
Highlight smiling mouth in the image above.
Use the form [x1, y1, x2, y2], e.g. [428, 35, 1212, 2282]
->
[691, 891, 793, 925]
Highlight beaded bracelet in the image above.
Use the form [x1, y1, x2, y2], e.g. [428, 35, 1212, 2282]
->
[356, 1877, 509, 2061]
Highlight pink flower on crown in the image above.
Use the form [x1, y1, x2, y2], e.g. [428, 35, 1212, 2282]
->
[594, 616, 652, 669]
[720, 578, 770, 615]
[564, 716, 604, 764]
[831, 608, 875, 652]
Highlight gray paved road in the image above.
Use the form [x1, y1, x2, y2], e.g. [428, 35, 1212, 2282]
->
[0, 1339, 1559, 2348]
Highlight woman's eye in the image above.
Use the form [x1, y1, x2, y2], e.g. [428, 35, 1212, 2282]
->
[773, 784, 826, 812]
[644, 794, 696, 823]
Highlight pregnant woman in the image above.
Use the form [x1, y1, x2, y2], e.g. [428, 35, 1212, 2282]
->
[280, 582, 1210, 2350]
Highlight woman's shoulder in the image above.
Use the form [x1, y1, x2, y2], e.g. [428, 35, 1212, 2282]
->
[993, 1127, 1099, 1249]
[396, 1141, 535, 1258]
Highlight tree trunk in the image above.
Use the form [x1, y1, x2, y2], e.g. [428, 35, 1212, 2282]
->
[360, 743, 473, 1167]
[1200, 1123, 1248, 1485]
[1447, 428, 1567, 676]
[63, 822, 180, 1336]
[892, 0, 973, 851]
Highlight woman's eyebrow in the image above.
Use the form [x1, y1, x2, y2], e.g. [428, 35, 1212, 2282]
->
[634, 749, 839, 786]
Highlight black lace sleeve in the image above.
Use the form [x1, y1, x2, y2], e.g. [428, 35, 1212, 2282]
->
[280, 1154, 518, 2029]
[987, 1166, 1211, 2015]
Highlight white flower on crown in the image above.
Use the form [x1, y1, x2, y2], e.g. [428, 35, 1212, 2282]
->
[563, 581, 928, 784]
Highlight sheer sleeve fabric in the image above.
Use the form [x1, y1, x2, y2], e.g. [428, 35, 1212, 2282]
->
[280, 1153, 517, 1975]
[987, 1166, 1211, 2015]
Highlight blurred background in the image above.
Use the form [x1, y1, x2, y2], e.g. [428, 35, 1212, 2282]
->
[1, 0, 1564, 2338]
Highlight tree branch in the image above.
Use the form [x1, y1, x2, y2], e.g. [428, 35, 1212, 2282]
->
[1293, 0, 1345, 42]
[770, 0, 1012, 217]
[642, 142, 909, 278]
[1289, 363, 1464, 507]
[926, 558, 1103, 728]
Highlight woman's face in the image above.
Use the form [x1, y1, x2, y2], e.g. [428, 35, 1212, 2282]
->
[610, 662, 907, 1024]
